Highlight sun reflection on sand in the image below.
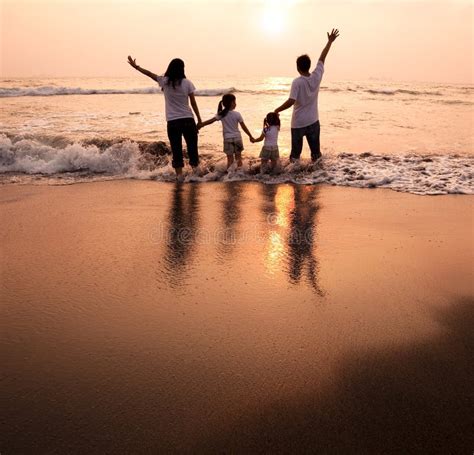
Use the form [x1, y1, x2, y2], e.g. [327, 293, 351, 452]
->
[267, 231, 285, 274]
[261, 184, 322, 291]
[274, 185, 293, 228]
[265, 185, 293, 274]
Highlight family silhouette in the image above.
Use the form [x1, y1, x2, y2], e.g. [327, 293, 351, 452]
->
[127, 29, 340, 179]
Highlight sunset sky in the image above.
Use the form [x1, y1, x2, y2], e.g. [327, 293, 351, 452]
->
[1, 0, 473, 83]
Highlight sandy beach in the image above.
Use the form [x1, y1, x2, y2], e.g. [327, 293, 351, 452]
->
[1, 181, 473, 453]
[3, 0, 473, 452]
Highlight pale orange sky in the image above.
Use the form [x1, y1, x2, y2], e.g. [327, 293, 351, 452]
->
[1, 0, 473, 83]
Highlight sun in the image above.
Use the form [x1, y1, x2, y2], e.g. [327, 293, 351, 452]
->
[261, 9, 286, 35]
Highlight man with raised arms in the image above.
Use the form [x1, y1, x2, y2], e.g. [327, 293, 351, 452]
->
[275, 29, 340, 162]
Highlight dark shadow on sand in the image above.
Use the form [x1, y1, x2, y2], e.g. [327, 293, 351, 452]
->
[194, 297, 474, 453]
[2, 299, 473, 454]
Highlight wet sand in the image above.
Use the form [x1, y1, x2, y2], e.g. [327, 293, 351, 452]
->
[1, 181, 473, 453]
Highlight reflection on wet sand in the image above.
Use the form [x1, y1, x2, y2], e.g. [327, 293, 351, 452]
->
[287, 185, 321, 293]
[216, 182, 244, 261]
[163, 183, 201, 287]
[2, 182, 472, 454]
[261, 185, 291, 276]
[261, 184, 321, 292]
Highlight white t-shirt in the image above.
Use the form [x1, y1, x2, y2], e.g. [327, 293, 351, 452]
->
[156, 76, 195, 122]
[289, 61, 324, 128]
[215, 110, 244, 140]
[263, 125, 279, 147]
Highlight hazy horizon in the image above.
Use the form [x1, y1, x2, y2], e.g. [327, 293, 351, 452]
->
[1, 75, 473, 87]
[1, 0, 473, 84]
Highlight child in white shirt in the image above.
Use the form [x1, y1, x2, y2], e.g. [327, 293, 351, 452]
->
[251, 112, 281, 172]
[198, 94, 254, 169]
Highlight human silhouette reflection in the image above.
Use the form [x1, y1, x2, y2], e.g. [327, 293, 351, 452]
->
[260, 184, 279, 224]
[216, 182, 244, 261]
[163, 183, 201, 288]
[287, 185, 321, 293]
[260, 183, 321, 292]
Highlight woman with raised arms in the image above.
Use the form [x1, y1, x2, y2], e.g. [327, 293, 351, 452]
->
[127, 56, 202, 178]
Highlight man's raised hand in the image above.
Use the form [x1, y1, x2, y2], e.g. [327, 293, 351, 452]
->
[327, 29, 340, 43]
[127, 56, 138, 68]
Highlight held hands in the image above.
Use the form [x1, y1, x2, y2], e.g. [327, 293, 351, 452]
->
[250, 137, 256, 143]
[327, 29, 340, 43]
[127, 55, 138, 69]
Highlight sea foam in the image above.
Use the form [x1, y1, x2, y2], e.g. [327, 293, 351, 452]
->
[1, 134, 472, 195]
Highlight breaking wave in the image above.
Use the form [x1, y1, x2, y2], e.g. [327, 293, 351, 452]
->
[1, 134, 472, 195]
[0, 86, 238, 98]
[364, 89, 443, 96]
[1, 84, 471, 99]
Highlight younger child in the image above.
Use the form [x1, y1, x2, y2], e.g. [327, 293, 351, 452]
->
[198, 94, 254, 169]
[251, 112, 280, 172]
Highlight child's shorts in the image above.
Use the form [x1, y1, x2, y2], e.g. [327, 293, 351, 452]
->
[223, 138, 244, 155]
[260, 145, 279, 160]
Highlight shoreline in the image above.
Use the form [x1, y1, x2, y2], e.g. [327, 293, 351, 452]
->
[1, 166, 473, 196]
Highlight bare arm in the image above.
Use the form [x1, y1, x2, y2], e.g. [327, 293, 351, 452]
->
[318, 29, 340, 64]
[198, 117, 217, 129]
[189, 93, 202, 125]
[127, 56, 158, 81]
[251, 132, 265, 143]
[251, 120, 266, 143]
[239, 122, 254, 140]
[274, 98, 295, 114]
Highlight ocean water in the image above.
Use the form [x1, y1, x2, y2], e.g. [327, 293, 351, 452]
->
[0, 76, 473, 194]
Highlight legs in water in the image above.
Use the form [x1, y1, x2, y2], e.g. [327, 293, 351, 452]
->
[182, 118, 199, 167]
[306, 121, 321, 162]
[168, 118, 200, 177]
[291, 122, 321, 162]
[290, 126, 304, 162]
[224, 140, 243, 171]
[261, 158, 279, 173]
[235, 152, 242, 168]
[167, 120, 184, 176]
[226, 152, 242, 170]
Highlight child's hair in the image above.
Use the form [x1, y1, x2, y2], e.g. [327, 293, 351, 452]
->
[264, 112, 281, 131]
[217, 94, 236, 119]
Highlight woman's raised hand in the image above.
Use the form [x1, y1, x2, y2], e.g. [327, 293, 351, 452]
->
[127, 56, 138, 69]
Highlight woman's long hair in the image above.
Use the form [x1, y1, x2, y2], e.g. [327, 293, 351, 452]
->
[164, 58, 186, 89]
[217, 94, 236, 119]
[264, 112, 281, 131]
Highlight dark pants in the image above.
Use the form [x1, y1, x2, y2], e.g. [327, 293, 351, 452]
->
[167, 118, 199, 168]
[290, 121, 321, 161]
